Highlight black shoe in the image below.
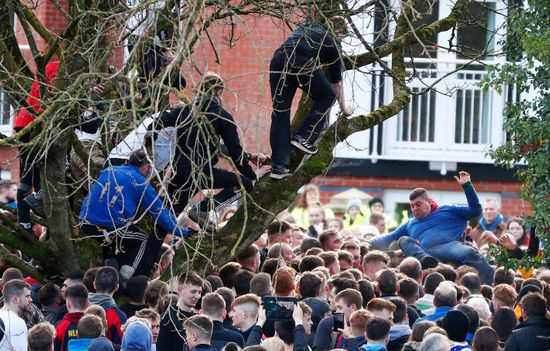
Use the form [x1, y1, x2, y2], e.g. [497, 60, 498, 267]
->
[104, 258, 120, 271]
[291, 135, 318, 154]
[23, 193, 45, 218]
[421, 256, 439, 269]
[270, 165, 292, 180]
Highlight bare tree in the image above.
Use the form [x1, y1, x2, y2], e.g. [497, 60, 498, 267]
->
[0, 0, 480, 279]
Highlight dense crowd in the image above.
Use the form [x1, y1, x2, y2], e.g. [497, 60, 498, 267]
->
[0, 10, 548, 351]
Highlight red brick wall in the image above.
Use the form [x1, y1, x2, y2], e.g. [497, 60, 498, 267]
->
[312, 175, 531, 218]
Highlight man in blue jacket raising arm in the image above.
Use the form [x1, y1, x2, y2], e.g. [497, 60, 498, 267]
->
[368, 171, 494, 285]
[79, 149, 194, 284]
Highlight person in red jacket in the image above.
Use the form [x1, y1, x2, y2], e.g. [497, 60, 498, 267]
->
[54, 284, 89, 351]
[14, 61, 59, 229]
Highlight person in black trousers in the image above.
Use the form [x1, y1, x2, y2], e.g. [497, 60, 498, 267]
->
[148, 73, 271, 226]
[269, 16, 352, 179]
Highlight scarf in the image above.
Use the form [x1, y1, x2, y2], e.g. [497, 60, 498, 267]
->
[479, 213, 504, 231]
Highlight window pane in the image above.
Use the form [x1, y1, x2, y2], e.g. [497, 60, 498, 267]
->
[405, 1, 439, 60]
[457, 2, 497, 60]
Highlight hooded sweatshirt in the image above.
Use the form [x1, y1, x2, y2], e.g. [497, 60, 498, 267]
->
[67, 338, 93, 351]
[121, 321, 152, 351]
[89, 293, 127, 346]
[88, 337, 115, 351]
[360, 344, 388, 351]
[54, 312, 84, 351]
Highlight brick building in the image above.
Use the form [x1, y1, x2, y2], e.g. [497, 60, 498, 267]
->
[0, 0, 530, 222]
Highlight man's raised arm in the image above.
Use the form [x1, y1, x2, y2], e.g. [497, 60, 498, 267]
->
[368, 224, 407, 250]
[453, 171, 482, 219]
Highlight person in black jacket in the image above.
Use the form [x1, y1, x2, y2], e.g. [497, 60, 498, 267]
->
[148, 73, 270, 224]
[199, 293, 244, 350]
[504, 292, 550, 351]
[269, 16, 352, 179]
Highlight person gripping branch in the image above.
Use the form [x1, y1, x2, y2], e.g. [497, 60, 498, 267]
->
[368, 171, 494, 285]
[79, 149, 193, 284]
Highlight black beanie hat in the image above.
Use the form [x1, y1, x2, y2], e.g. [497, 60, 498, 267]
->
[442, 310, 470, 342]
[369, 197, 384, 208]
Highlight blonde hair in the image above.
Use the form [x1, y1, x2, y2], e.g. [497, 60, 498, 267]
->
[261, 337, 285, 351]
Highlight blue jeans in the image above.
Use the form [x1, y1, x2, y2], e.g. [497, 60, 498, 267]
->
[399, 237, 494, 285]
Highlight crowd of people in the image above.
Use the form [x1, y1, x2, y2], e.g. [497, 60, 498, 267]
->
[0, 10, 548, 351]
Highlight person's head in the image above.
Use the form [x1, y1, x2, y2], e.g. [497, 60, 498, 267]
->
[200, 292, 226, 321]
[274, 303, 313, 344]
[482, 199, 500, 222]
[296, 183, 321, 208]
[300, 238, 323, 256]
[398, 257, 422, 281]
[337, 250, 354, 271]
[362, 250, 390, 281]
[261, 258, 287, 278]
[357, 280, 376, 308]
[249, 272, 272, 297]
[398, 277, 419, 305]
[326, 218, 344, 232]
[215, 287, 235, 315]
[299, 255, 324, 273]
[409, 188, 432, 219]
[519, 292, 547, 320]
[318, 251, 340, 276]
[272, 267, 296, 296]
[82, 267, 98, 293]
[65, 284, 90, 313]
[2, 279, 32, 313]
[341, 241, 361, 269]
[388, 297, 408, 325]
[94, 267, 119, 295]
[493, 267, 515, 286]
[433, 282, 457, 308]
[218, 262, 241, 289]
[199, 72, 225, 97]
[260, 337, 284, 351]
[366, 298, 396, 323]
[423, 272, 445, 295]
[365, 317, 391, 345]
[369, 213, 386, 234]
[236, 244, 261, 273]
[85, 305, 108, 331]
[334, 288, 362, 322]
[348, 310, 372, 338]
[346, 198, 362, 219]
[490, 306, 517, 342]
[467, 297, 491, 322]
[38, 282, 64, 308]
[28, 322, 56, 351]
[329, 277, 358, 306]
[121, 320, 153, 351]
[472, 326, 499, 351]
[267, 221, 292, 246]
[135, 308, 161, 343]
[298, 272, 323, 299]
[318, 230, 342, 252]
[229, 294, 261, 330]
[454, 304, 479, 334]
[492, 284, 517, 311]
[129, 149, 153, 178]
[410, 321, 436, 342]
[1, 268, 23, 289]
[78, 314, 104, 339]
[460, 272, 482, 294]
[433, 264, 457, 282]
[233, 269, 255, 296]
[308, 203, 326, 226]
[419, 333, 450, 351]
[267, 243, 295, 263]
[507, 218, 527, 245]
[144, 280, 168, 312]
[368, 197, 384, 213]
[376, 269, 399, 296]
[126, 275, 149, 304]
[205, 275, 223, 292]
[442, 310, 469, 342]
[177, 272, 203, 310]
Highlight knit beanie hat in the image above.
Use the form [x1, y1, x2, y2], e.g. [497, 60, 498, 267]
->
[442, 310, 470, 342]
[88, 337, 115, 351]
[369, 197, 384, 208]
[121, 321, 153, 351]
[346, 198, 363, 212]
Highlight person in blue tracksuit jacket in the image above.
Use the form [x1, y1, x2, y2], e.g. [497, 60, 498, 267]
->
[368, 171, 494, 285]
[79, 149, 190, 283]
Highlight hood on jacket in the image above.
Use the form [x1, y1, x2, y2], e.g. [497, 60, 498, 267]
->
[89, 293, 117, 311]
[390, 324, 412, 340]
[67, 338, 93, 351]
[359, 344, 387, 351]
[63, 311, 84, 325]
[121, 321, 152, 351]
[88, 337, 115, 351]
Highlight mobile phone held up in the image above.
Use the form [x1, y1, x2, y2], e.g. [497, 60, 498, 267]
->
[262, 296, 297, 321]
[333, 312, 344, 332]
